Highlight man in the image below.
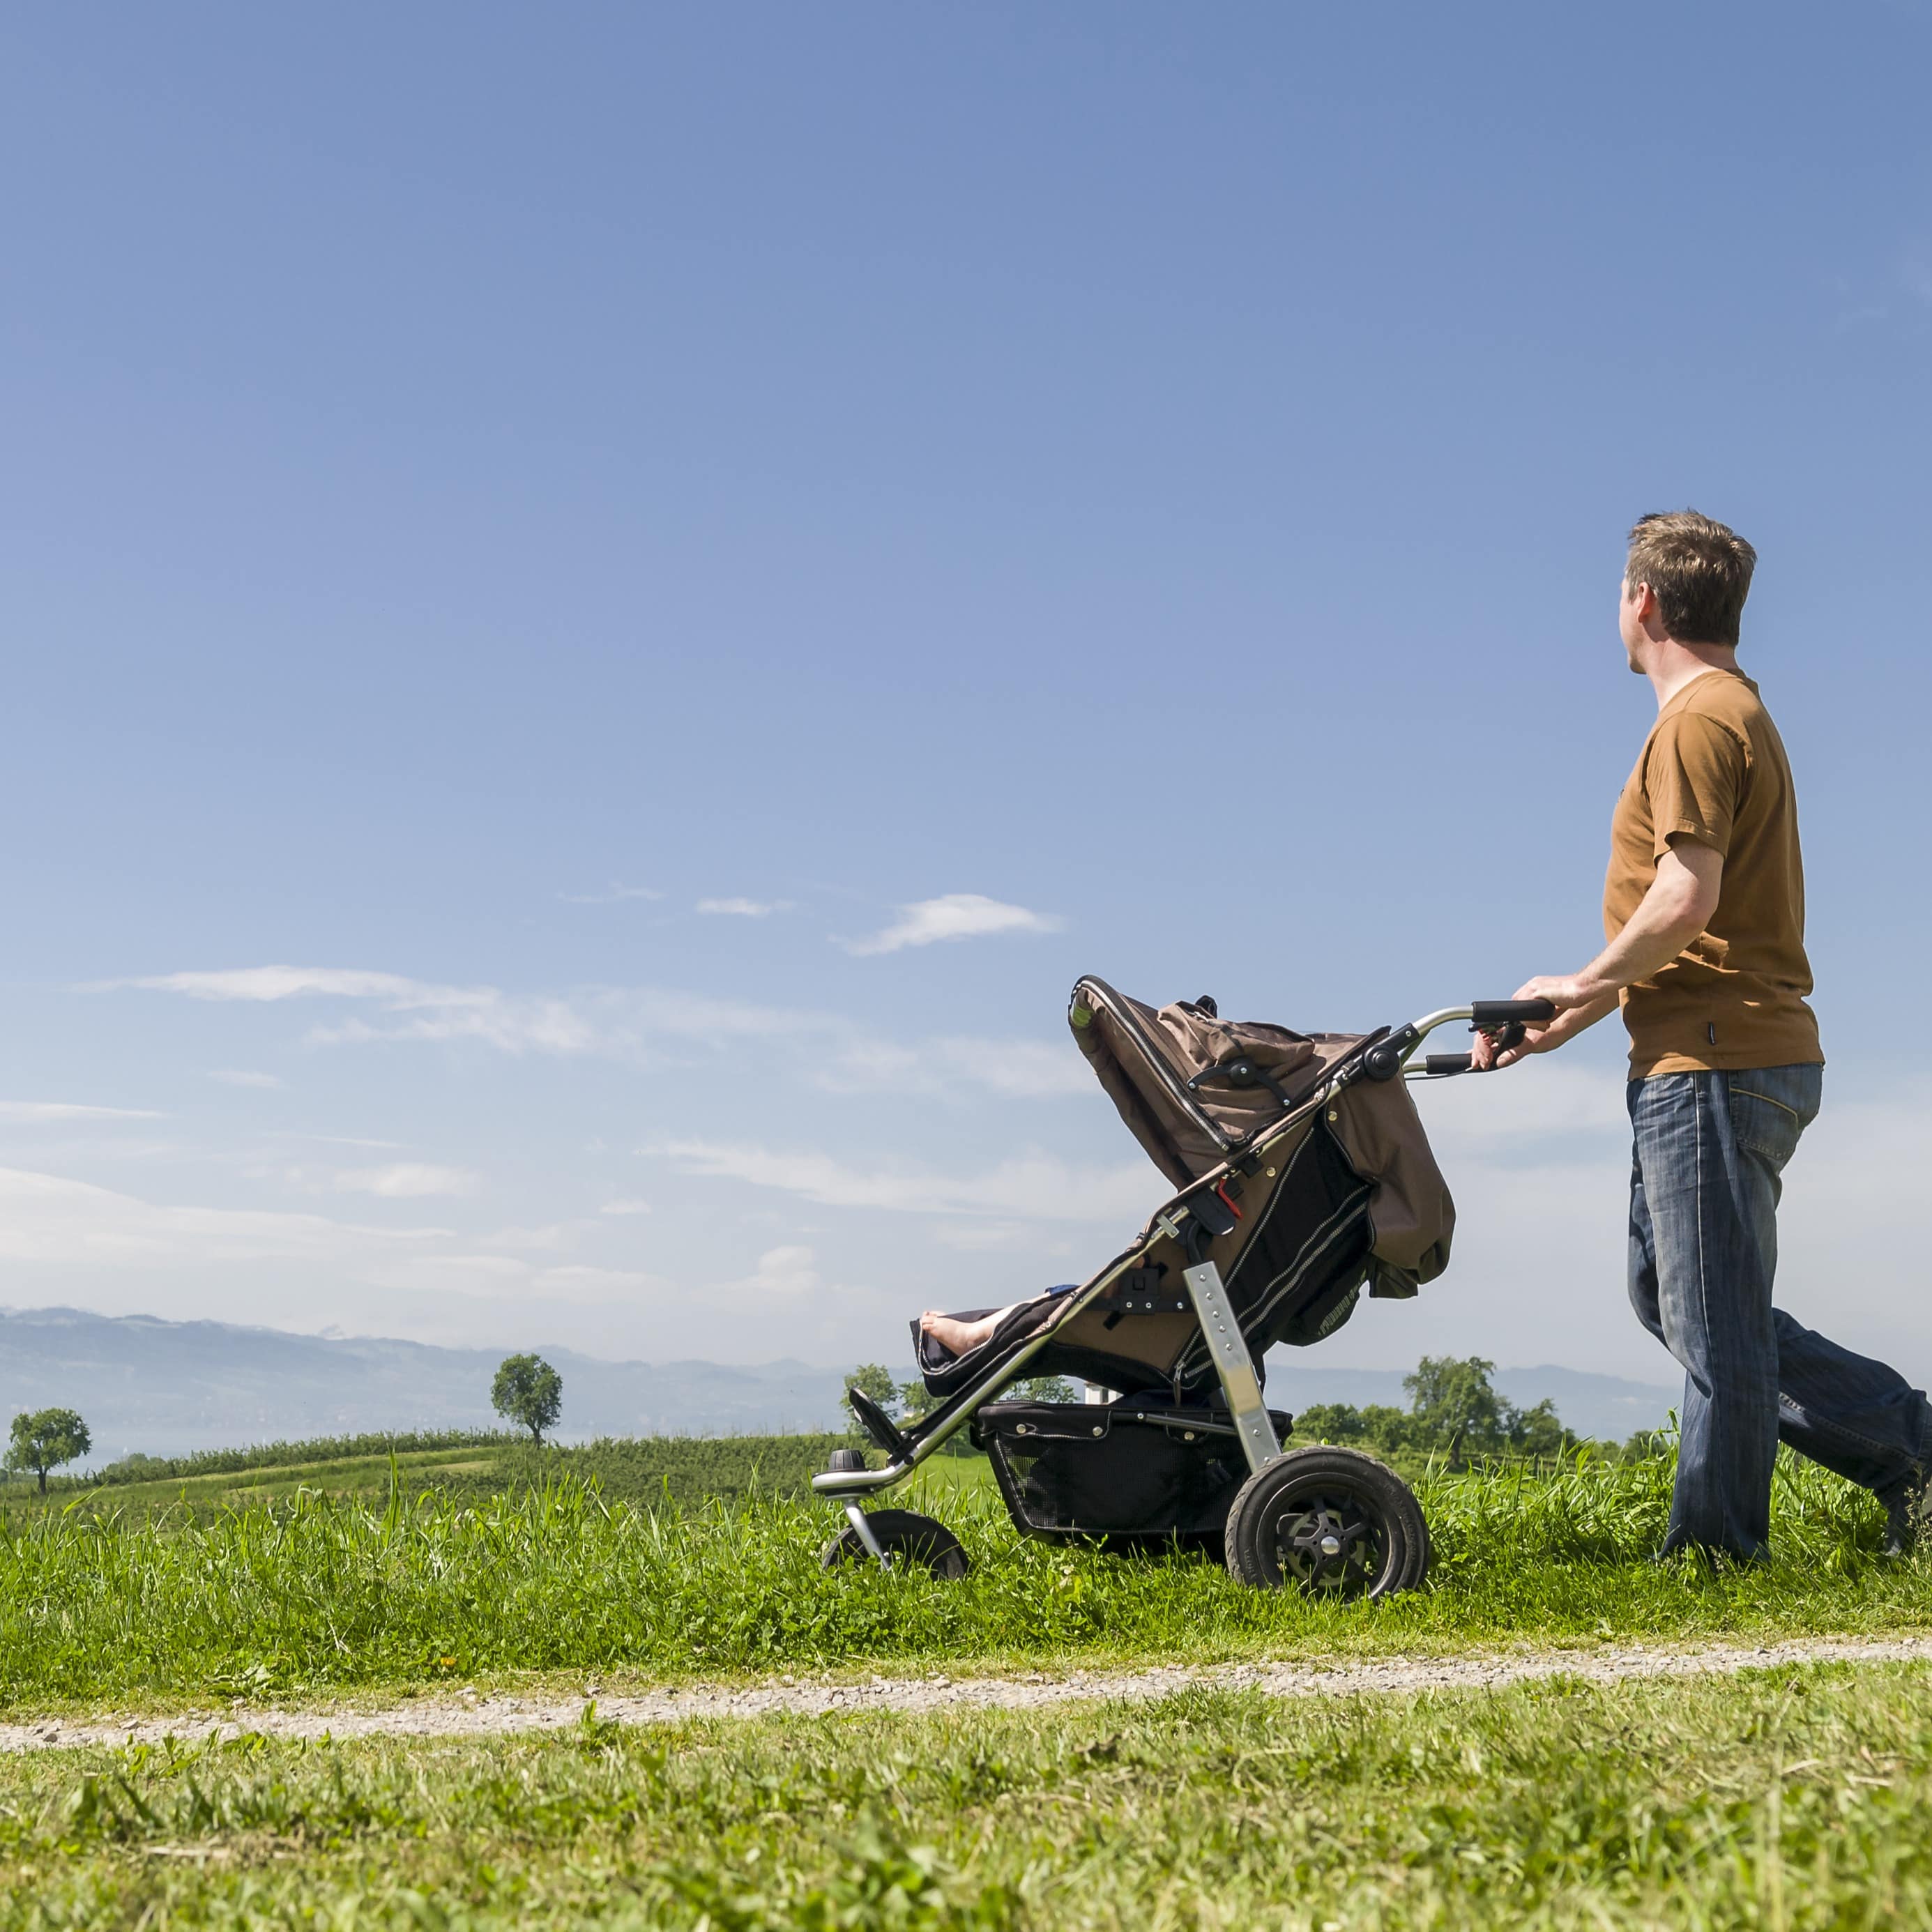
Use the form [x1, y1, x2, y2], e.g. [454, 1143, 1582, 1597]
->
[1472, 510, 1930, 1560]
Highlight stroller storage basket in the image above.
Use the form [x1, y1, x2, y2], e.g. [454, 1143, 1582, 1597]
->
[971, 1400, 1294, 1546]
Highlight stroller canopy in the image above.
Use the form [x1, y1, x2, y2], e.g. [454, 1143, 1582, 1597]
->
[1069, 978, 1454, 1284]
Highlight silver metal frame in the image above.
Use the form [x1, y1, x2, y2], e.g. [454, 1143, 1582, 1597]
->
[1400, 1005, 1494, 1082]
[811, 1001, 1484, 1507]
[843, 1502, 890, 1568]
[1182, 1258, 1281, 1472]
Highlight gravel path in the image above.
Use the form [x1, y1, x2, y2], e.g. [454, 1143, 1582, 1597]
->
[8, 1634, 1932, 1754]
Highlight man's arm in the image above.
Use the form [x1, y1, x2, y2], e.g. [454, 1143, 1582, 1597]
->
[1471, 839, 1724, 1070]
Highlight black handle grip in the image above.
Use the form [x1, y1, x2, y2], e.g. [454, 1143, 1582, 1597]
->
[1470, 998, 1556, 1026]
[1424, 1054, 1474, 1077]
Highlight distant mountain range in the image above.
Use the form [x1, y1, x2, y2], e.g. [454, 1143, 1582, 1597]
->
[0, 1305, 1678, 1463]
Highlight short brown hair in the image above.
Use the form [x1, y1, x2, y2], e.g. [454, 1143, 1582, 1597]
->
[1625, 510, 1757, 646]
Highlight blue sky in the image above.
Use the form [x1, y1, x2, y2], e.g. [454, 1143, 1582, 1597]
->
[2, 5, 1929, 1383]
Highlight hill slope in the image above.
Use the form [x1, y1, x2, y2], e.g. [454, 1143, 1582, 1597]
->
[0, 1305, 1678, 1461]
[0, 1306, 852, 1459]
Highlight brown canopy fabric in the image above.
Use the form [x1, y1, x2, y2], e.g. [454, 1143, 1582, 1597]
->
[913, 979, 1459, 1404]
[1068, 979, 1454, 1284]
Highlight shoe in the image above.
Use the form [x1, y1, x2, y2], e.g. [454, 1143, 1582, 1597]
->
[1880, 1461, 1930, 1556]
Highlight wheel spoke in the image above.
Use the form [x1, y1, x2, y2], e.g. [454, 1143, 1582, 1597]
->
[1270, 1488, 1383, 1592]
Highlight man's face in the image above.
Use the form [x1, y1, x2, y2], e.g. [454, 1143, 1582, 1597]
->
[1618, 575, 1648, 671]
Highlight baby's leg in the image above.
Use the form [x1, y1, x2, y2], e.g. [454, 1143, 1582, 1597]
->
[920, 1305, 1021, 1356]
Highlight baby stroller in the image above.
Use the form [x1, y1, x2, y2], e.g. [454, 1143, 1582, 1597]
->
[816, 978, 1552, 1597]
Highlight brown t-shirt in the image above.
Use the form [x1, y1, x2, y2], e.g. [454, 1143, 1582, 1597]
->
[1604, 669, 1823, 1077]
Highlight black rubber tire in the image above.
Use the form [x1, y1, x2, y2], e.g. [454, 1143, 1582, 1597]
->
[819, 1509, 971, 1580]
[1222, 1447, 1429, 1597]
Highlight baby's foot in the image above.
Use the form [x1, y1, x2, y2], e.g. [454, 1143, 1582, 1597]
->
[920, 1309, 1003, 1356]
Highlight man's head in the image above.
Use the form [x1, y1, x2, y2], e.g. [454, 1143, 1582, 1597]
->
[1619, 510, 1757, 669]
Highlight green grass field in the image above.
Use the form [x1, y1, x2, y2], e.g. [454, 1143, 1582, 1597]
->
[2, 1438, 1928, 1713]
[7, 1431, 861, 1518]
[8, 1429, 1932, 1926]
[8, 1660, 1932, 1928]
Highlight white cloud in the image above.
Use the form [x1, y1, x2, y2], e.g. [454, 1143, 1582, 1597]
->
[108, 961, 1100, 1109]
[114, 966, 811, 1060]
[121, 966, 479, 1005]
[738, 1245, 822, 1295]
[934, 1222, 1036, 1252]
[600, 1199, 653, 1216]
[1412, 1060, 1628, 1156]
[697, 897, 792, 918]
[0, 1101, 165, 1123]
[208, 1070, 284, 1090]
[333, 1164, 479, 1200]
[842, 894, 1063, 957]
[1903, 243, 1932, 310]
[558, 882, 663, 905]
[660, 1139, 1159, 1224]
[478, 1224, 574, 1252]
[409, 1252, 528, 1279]
[0, 1165, 450, 1268]
[535, 1263, 665, 1301]
[818, 1035, 1090, 1100]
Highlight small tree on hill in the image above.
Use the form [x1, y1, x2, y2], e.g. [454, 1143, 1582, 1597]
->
[6, 1408, 91, 1493]
[491, 1354, 563, 1446]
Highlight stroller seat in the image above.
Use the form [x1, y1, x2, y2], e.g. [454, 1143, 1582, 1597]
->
[911, 979, 1453, 1410]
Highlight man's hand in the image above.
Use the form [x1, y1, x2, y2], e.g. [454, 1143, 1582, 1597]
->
[1507, 973, 1613, 1017]
[1468, 980, 1620, 1070]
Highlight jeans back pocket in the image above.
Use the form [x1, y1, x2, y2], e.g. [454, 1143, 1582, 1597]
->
[1726, 1066, 1821, 1169]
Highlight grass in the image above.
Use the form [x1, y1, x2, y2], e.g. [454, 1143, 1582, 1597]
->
[7, 1433, 862, 1518]
[8, 1659, 1932, 1926]
[2, 1446, 1929, 1713]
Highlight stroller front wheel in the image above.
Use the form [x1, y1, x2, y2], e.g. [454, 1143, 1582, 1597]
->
[1223, 1447, 1429, 1598]
[820, 1509, 971, 1581]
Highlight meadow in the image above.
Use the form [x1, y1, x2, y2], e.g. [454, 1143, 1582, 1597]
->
[2, 1437, 1928, 1713]
[15, 1431, 853, 1519]
[8, 1433, 1932, 1927]
[7, 1661, 1932, 1927]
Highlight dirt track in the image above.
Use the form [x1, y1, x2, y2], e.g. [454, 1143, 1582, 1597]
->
[7, 1634, 1932, 1753]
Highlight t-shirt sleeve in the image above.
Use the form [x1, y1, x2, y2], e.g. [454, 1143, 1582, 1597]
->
[1644, 712, 1747, 859]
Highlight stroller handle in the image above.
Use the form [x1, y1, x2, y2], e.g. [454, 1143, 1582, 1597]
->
[1368, 997, 1559, 1083]
[1469, 998, 1558, 1026]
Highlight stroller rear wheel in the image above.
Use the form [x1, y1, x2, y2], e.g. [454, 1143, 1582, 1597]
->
[820, 1509, 971, 1581]
[1223, 1447, 1428, 1598]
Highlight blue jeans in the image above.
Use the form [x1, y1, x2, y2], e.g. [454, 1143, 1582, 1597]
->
[1628, 1064, 1931, 1559]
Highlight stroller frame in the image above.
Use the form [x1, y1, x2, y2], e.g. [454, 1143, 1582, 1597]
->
[814, 986, 1549, 1575]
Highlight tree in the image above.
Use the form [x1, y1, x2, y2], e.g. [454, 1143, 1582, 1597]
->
[1295, 1401, 1411, 1450]
[1007, 1376, 1076, 1404]
[5, 1408, 91, 1493]
[1404, 1355, 1510, 1458]
[490, 1354, 563, 1446]
[1293, 1360, 1577, 1464]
